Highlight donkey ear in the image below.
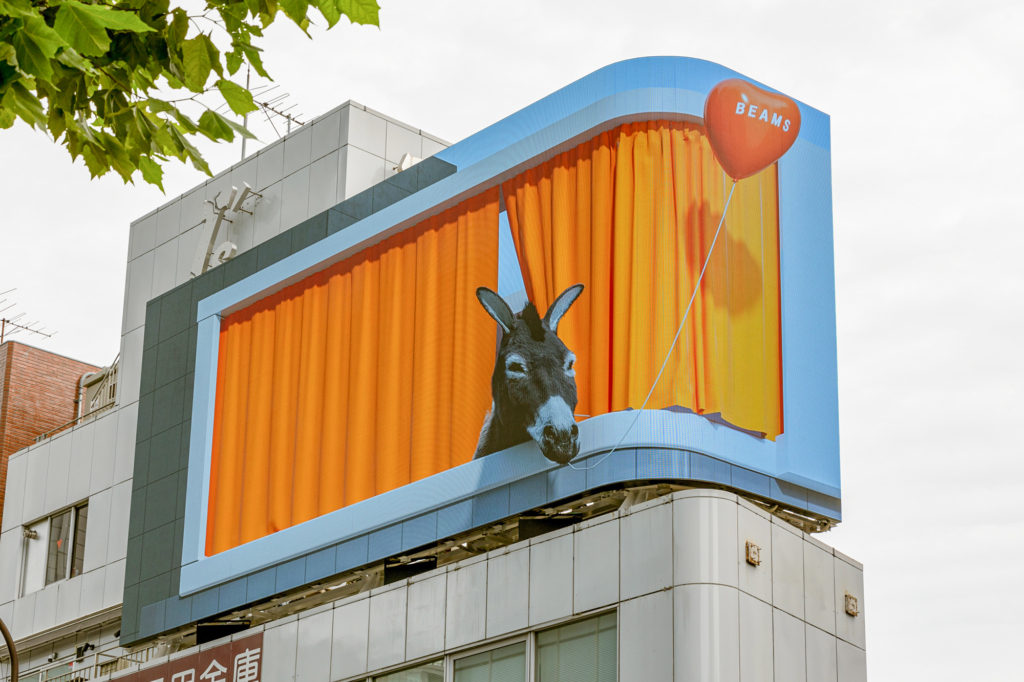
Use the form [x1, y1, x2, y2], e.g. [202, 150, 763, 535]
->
[476, 287, 516, 334]
[544, 283, 584, 335]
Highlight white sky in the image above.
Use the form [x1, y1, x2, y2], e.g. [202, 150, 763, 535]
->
[1, 0, 1022, 677]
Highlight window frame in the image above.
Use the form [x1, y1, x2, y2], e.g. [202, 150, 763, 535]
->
[37, 501, 89, 589]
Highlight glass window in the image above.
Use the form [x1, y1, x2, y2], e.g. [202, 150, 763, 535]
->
[376, 660, 444, 682]
[45, 509, 72, 585]
[454, 641, 526, 682]
[70, 504, 88, 578]
[537, 612, 617, 682]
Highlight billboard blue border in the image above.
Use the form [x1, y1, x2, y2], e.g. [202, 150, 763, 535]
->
[180, 56, 839, 597]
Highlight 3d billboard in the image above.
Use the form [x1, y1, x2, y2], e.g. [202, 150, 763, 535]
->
[124, 57, 838, 643]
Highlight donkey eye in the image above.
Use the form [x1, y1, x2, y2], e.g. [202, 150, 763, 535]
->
[508, 362, 525, 374]
[564, 353, 576, 376]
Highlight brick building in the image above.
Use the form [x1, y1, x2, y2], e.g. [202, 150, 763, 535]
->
[0, 341, 98, 530]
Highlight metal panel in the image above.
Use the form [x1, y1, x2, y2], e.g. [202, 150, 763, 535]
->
[330, 598, 369, 680]
[620, 590, 673, 682]
[485, 548, 529, 637]
[444, 559, 487, 648]
[528, 534, 572, 626]
[738, 592, 773, 682]
[674, 584, 739, 681]
[673, 495, 739, 589]
[295, 609, 333, 682]
[367, 586, 408, 670]
[771, 523, 804, 620]
[620, 502, 673, 601]
[773, 607, 807, 682]
[573, 517, 618, 614]
[405, 574, 446, 660]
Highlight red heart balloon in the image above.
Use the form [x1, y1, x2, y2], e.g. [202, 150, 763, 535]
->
[703, 79, 801, 180]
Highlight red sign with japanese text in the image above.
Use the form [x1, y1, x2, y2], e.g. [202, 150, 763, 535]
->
[116, 632, 264, 682]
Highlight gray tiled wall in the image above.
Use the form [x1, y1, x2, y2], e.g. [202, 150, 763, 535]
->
[122, 157, 458, 646]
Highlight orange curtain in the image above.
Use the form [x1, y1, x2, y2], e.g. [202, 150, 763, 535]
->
[502, 121, 783, 441]
[206, 189, 500, 555]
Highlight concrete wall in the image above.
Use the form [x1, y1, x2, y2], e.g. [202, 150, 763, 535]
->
[121, 490, 867, 682]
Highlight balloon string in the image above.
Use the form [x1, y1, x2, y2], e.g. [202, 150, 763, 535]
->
[568, 180, 738, 471]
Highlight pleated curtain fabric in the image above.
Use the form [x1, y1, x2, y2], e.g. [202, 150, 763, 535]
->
[502, 121, 784, 443]
[206, 189, 500, 556]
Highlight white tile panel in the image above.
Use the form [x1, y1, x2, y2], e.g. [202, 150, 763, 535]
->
[22, 440, 51, 522]
[283, 125, 313, 177]
[806, 624, 839, 682]
[295, 608, 332, 682]
[89, 411, 119, 495]
[80, 567, 105, 617]
[83, 487, 111, 573]
[674, 495, 738, 589]
[231, 156, 259, 194]
[34, 582, 59, 632]
[529, 534, 573, 626]
[773, 607, 806, 682]
[771, 523, 804, 619]
[180, 186, 206, 235]
[2, 453, 27, 531]
[156, 202, 181, 247]
[175, 225, 202, 287]
[0, 602, 12, 638]
[311, 109, 344, 160]
[107, 481, 132, 564]
[367, 585, 407, 670]
[445, 560, 487, 647]
[0, 531, 20, 604]
[307, 151, 339, 217]
[804, 540, 835, 635]
[674, 584, 740, 681]
[67, 423, 96, 505]
[131, 214, 157, 259]
[573, 517, 618, 613]
[257, 140, 285, 190]
[836, 639, 866, 682]
[151, 239, 179, 298]
[281, 167, 310, 232]
[330, 597, 369, 680]
[422, 137, 447, 159]
[737, 504, 772, 603]
[385, 122, 423, 165]
[117, 329, 145, 408]
[102, 559, 125, 609]
[21, 519, 47, 596]
[621, 501, 672, 600]
[833, 556, 865, 649]
[342, 144, 386, 198]
[738, 591, 773, 682]
[486, 547, 529, 637]
[253, 180, 283, 245]
[230, 195, 256, 255]
[405, 574, 446, 660]
[205, 172, 233, 206]
[347, 107, 386, 158]
[124, 251, 154, 333]
[335, 146, 350, 202]
[12, 591, 36, 640]
[264, 619, 298, 682]
[44, 434, 72, 515]
[620, 590, 673, 682]
[56, 576, 82, 625]
[112, 401, 139, 484]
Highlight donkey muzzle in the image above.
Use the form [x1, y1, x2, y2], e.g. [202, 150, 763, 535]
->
[540, 423, 580, 465]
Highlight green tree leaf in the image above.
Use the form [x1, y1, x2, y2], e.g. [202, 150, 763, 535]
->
[181, 35, 213, 92]
[11, 17, 66, 81]
[54, 2, 113, 57]
[138, 155, 164, 189]
[337, 0, 380, 26]
[277, 0, 309, 28]
[1, 79, 47, 127]
[216, 78, 257, 116]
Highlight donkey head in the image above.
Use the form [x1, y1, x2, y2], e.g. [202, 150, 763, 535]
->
[475, 284, 585, 465]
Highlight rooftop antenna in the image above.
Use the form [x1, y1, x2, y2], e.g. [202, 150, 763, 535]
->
[0, 290, 57, 345]
[222, 69, 306, 161]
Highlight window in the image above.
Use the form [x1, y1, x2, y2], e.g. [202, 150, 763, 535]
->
[43, 504, 88, 586]
[537, 613, 617, 682]
[454, 642, 526, 682]
[376, 660, 443, 682]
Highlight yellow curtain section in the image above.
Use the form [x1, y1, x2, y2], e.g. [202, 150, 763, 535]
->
[502, 121, 783, 441]
[206, 189, 500, 556]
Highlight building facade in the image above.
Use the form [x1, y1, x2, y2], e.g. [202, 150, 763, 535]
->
[0, 58, 865, 682]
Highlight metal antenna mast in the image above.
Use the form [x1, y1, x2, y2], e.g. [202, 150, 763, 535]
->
[0, 289, 57, 345]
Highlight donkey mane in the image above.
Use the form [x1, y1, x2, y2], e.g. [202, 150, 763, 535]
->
[520, 302, 545, 341]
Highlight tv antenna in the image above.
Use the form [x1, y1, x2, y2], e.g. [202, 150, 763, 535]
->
[0, 289, 57, 345]
[222, 66, 307, 161]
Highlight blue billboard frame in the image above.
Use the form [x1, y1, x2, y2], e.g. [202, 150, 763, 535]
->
[180, 56, 839, 598]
